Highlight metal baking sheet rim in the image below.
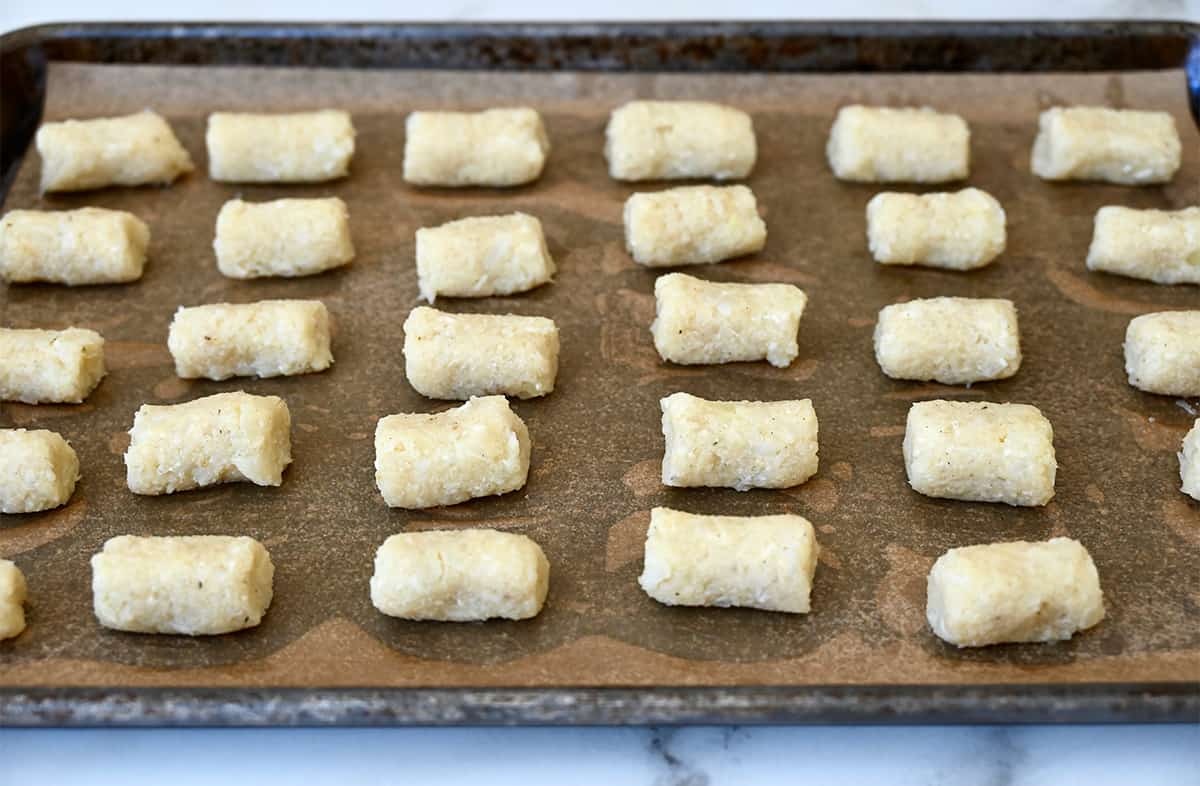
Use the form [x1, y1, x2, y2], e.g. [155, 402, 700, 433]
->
[0, 20, 1198, 727]
[2, 683, 1197, 726]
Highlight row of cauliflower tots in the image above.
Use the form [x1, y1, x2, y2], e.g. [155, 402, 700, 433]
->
[0, 101, 1197, 649]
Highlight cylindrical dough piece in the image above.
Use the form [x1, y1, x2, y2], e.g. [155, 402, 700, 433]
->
[605, 100, 756, 181]
[867, 188, 1006, 270]
[0, 208, 150, 285]
[926, 538, 1105, 647]
[0, 429, 80, 514]
[371, 529, 550, 621]
[374, 396, 530, 509]
[36, 110, 193, 193]
[639, 507, 819, 613]
[91, 535, 274, 635]
[0, 560, 27, 641]
[1181, 419, 1200, 502]
[661, 392, 819, 491]
[0, 327, 106, 404]
[214, 197, 354, 279]
[168, 300, 333, 380]
[874, 297, 1021, 384]
[1031, 107, 1181, 185]
[827, 105, 969, 183]
[904, 400, 1056, 507]
[624, 185, 766, 267]
[1124, 311, 1200, 396]
[403, 306, 559, 400]
[403, 108, 549, 187]
[206, 110, 355, 183]
[415, 213, 555, 302]
[1086, 206, 1199, 286]
[651, 273, 808, 368]
[124, 391, 292, 495]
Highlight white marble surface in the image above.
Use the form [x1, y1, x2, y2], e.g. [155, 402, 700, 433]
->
[1, 724, 1198, 784]
[2, 2, 1199, 784]
[0, 0, 1197, 30]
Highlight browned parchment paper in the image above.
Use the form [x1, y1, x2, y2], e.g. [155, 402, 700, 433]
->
[0, 63, 1197, 689]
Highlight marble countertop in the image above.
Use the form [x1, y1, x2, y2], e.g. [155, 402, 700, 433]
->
[1, 0, 1197, 29]
[1, 2, 1198, 784]
[4, 723, 1199, 784]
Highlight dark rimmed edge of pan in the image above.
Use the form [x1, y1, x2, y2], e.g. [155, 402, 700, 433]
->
[1, 682, 1198, 726]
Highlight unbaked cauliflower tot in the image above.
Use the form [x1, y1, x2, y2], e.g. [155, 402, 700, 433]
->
[827, 105, 969, 183]
[0, 327, 105, 404]
[1180, 420, 1200, 502]
[403, 108, 549, 187]
[371, 529, 550, 621]
[1031, 107, 1181, 185]
[206, 110, 355, 183]
[0, 560, 28, 640]
[402, 307, 559, 400]
[1124, 311, 1200, 396]
[168, 300, 332, 380]
[0, 208, 150, 285]
[866, 188, 1006, 270]
[124, 392, 292, 495]
[374, 396, 531, 509]
[36, 110, 193, 192]
[652, 273, 807, 368]
[624, 185, 766, 267]
[214, 198, 354, 279]
[0, 429, 80, 514]
[874, 297, 1021, 385]
[91, 535, 274, 635]
[1087, 207, 1200, 286]
[927, 538, 1105, 647]
[639, 507, 819, 613]
[605, 100, 756, 181]
[661, 392, 819, 491]
[415, 213, 555, 302]
[903, 400, 1056, 507]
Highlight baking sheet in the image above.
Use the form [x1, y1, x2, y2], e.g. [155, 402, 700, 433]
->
[0, 63, 1197, 692]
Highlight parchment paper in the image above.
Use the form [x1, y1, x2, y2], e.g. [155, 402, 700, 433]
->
[0, 63, 1197, 688]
